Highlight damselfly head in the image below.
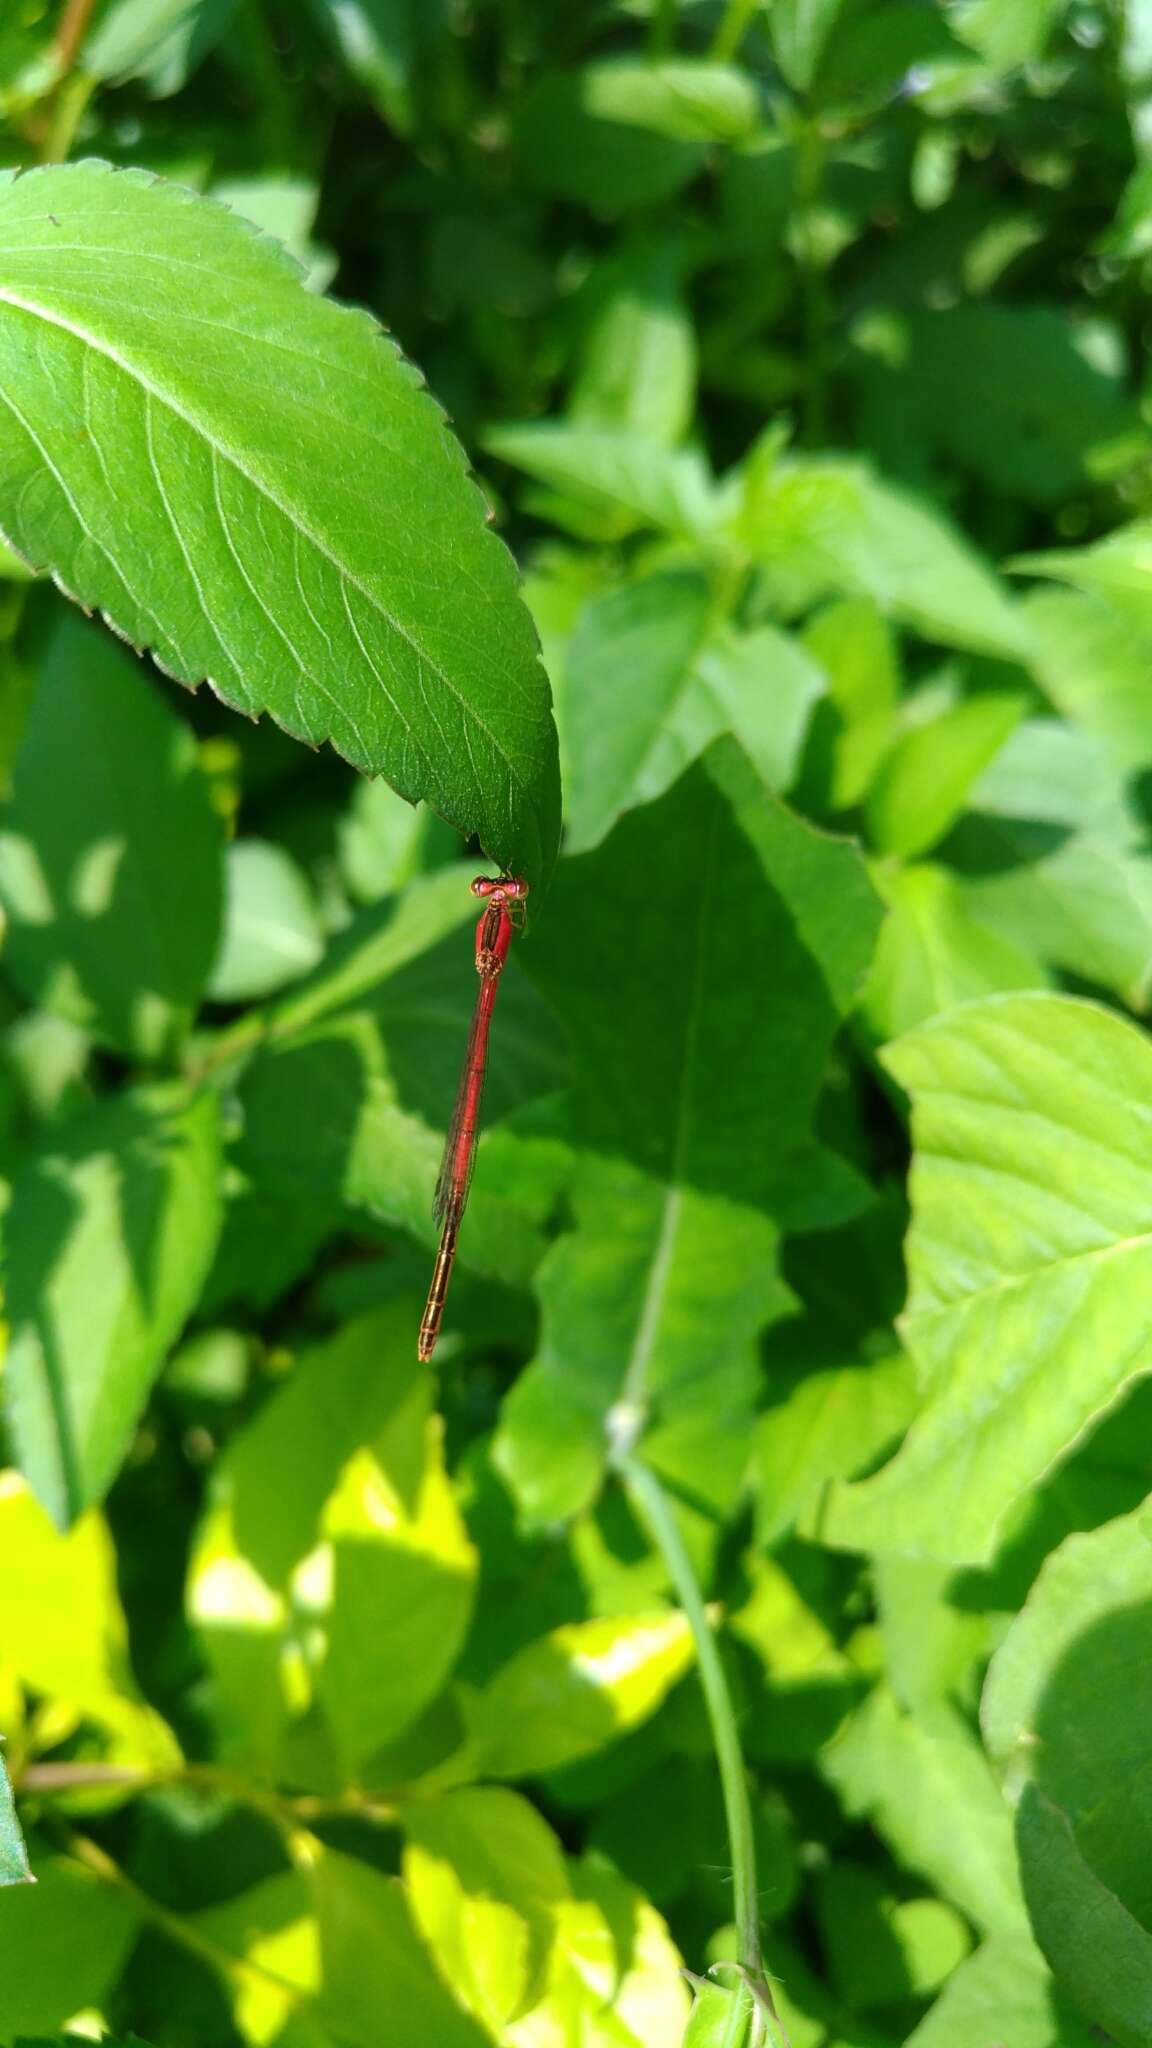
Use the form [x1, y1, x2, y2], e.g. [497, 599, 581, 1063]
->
[472, 874, 530, 904]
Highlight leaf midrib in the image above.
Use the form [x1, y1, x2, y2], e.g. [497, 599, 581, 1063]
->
[0, 282, 535, 820]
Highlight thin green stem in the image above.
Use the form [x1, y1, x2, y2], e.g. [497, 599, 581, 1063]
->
[710, 0, 760, 62]
[621, 1457, 788, 2046]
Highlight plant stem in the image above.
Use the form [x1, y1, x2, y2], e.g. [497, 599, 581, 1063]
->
[54, 0, 97, 74]
[710, 0, 760, 62]
[621, 1456, 788, 2046]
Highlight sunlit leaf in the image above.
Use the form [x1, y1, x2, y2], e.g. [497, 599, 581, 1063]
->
[470, 1612, 694, 1778]
[0, 162, 559, 889]
[826, 995, 1152, 1565]
[402, 1787, 568, 2028]
[0, 613, 223, 1059]
[7, 1083, 222, 1524]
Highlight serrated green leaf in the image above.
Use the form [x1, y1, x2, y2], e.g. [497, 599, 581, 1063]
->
[826, 995, 1152, 1565]
[7, 1083, 222, 1525]
[0, 1742, 29, 1887]
[0, 162, 559, 891]
[0, 613, 223, 1059]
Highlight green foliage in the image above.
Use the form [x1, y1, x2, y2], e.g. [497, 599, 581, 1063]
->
[1, 4, 1151, 2046]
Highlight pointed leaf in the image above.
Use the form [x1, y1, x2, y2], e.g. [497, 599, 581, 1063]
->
[0, 162, 559, 889]
[0, 614, 223, 1058]
[7, 1083, 222, 1524]
[827, 995, 1152, 1564]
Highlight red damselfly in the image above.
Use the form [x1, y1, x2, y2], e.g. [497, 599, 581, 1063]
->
[418, 874, 529, 1361]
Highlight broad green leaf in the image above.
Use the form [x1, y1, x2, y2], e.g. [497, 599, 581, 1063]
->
[958, 828, 1152, 1011]
[564, 573, 823, 850]
[0, 1472, 178, 1765]
[858, 306, 1134, 506]
[197, 1849, 494, 2048]
[211, 174, 337, 294]
[487, 422, 719, 540]
[865, 692, 1025, 859]
[0, 1741, 29, 1886]
[951, 0, 1068, 67]
[861, 864, 1048, 1043]
[570, 238, 696, 446]
[190, 1306, 476, 1775]
[1013, 1789, 1152, 2048]
[470, 1612, 694, 1778]
[799, 596, 899, 810]
[905, 1934, 1098, 2048]
[826, 995, 1152, 1565]
[813, 1861, 971, 2007]
[983, 1505, 1152, 2038]
[513, 62, 759, 212]
[873, 1553, 989, 1728]
[754, 1351, 918, 1546]
[318, 1380, 477, 1771]
[0, 162, 559, 891]
[308, 0, 450, 134]
[7, 1083, 222, 1525]
[731, 1553, 863, 1761]
[1013, 520, 1152, 625]
[497, 747, 881, 1522]
[822, 1685, 1026, 1936]
[1024, 585, 1152, 773]
[402, 1786, 568, 2028]
[208, 838, 325, 1002]
[740, 459, 1027, 658]
[83, 0, 238, 94]
[505, 1857, 690, 2047]
[0, 614, 223, 1059]
[0, 1853, 139, 2038]
[765, 0, 849, 88]
[338, 777, 432, 903]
